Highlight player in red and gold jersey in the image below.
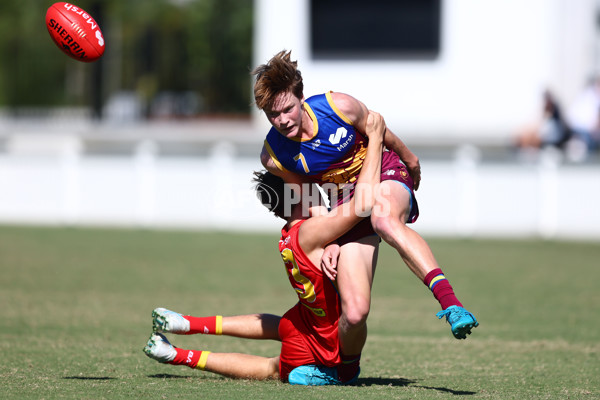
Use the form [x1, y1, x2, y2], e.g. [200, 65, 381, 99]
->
[143, 111, 386, 385]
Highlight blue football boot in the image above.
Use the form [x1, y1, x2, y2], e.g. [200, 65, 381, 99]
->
[288, 365, 341, 386]
[436, 306, 479, 339]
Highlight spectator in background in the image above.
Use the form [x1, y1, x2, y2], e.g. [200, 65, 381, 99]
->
[566, 77, 600, 159]
[515, 89, 571, 153]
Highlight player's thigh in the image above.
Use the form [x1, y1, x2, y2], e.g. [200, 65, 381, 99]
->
[373, 180, 412, 225]
[336, 235, 379, 309]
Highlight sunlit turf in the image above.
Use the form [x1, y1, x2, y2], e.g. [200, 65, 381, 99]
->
[0, 225, 598, 399]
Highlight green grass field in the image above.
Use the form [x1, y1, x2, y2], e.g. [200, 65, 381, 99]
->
[1, 225, 598, 399]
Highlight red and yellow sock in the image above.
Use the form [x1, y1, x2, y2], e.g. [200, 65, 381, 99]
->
[167, 347, 211, 370]
[167, 347, 200, 368]
[424, 268, 463, 310]
[184, 315, 222, 335]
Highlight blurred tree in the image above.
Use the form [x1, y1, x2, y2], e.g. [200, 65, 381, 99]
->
[0, 0, 253, 116]
[0, 0, 77, 107]
[186, 0, 254, 113]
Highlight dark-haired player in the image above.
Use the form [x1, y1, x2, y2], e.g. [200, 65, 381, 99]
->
[144, 111, 386, 385]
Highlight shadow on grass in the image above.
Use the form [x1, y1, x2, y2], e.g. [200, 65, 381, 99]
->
[416, 385, 477, 396]
[356, 377, 416, 387]
[148, 374, 196, 379]
[145, 374, 476, 394]
[63, 376, 116, 380]
[357, 377, 477, 395]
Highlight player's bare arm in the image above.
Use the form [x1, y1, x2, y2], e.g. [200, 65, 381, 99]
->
[260, 145, 306, 187]
[298, 111, 385, 259]
[260, 144, 327, 216]
[330, 92, 421, 190]
[382, 127, 421, 190]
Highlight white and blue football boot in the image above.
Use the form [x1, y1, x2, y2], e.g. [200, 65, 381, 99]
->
[152, 308, 190, 334]
[143, 332, 177, 363]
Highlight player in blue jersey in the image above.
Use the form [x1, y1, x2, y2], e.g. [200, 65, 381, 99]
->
[252, 50, 478, 380]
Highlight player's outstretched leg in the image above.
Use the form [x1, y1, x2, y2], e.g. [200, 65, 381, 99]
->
[436, 306, 479, 339]
[143, 332, 210, 369]
[152, 308, 190, 334]
[143, 332, 280, 380]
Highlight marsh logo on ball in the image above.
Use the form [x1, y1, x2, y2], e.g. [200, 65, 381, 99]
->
[46, 2, 105, 62]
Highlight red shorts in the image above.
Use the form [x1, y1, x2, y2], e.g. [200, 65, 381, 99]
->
[278, 303, 340, 382]
[336, 150, 419, 244]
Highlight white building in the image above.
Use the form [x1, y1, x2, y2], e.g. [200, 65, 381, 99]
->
[1, 0, 599, 239]
[253, 0, 600, 144]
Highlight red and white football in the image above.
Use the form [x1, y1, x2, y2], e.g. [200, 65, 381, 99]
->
[45, 2, 105, 62]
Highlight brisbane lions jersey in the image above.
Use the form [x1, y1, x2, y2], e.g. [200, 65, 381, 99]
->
[264, 92, 368, 186]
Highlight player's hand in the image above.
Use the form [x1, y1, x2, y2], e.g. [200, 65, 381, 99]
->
[321, 242, 341, 280]
[405, 156, 421, 191]
[365, 111, 385, 142]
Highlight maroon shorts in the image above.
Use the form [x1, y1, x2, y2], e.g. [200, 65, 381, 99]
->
[335, 150, 419, 245]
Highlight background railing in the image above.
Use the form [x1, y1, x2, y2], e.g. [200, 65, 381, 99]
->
[2, 120, 598, 240]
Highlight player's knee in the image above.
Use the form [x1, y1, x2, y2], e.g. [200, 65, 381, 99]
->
[268, 357, 280, 380]
[341, 299, 370, 328]
[371, 214, 404, 241]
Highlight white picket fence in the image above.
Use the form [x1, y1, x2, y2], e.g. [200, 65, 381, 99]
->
[1, 129, 599, 240]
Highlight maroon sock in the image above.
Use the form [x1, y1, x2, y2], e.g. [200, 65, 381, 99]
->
[337, 353, 360, 383]
[423, 268, 463, 310]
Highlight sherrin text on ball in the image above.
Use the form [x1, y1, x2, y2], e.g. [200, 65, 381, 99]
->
[45, 2, 105, 62]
